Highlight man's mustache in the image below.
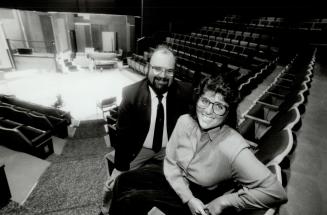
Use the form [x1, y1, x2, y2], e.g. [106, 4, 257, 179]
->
[154, 77, 169, 82]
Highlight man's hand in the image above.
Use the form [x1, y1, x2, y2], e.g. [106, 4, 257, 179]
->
[205, 197, 228, 215]
[106, 168, 124, 189]
[187, 197, 208, 215]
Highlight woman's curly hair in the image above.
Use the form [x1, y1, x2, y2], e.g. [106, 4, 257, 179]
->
[190, 66, 240, 129]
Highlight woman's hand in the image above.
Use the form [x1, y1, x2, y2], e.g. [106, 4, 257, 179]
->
[205, 197, 228, 215]
[187, 197, 208, 215]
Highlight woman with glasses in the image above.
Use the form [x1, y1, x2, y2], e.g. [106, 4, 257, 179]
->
[109, 72, 287, 215]
[163, 73, 287, 215]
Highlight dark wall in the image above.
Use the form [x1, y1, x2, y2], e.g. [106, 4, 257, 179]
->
[1, 0, 325, 18]
[140, 0, 326, 37]
[1, 0, 326, 42]
[0, 0, 141, 15]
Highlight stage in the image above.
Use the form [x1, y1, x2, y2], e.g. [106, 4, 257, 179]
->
[0, 67, 143, 121]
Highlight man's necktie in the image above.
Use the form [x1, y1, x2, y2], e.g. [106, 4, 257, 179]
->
[152, 94, 164, 153]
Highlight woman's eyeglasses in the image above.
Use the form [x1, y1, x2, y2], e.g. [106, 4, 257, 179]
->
[197, 96, 228, 116]
[150, 65, 175, 77]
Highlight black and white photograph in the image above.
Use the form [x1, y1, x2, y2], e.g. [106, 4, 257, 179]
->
[0, 1, 326, 215]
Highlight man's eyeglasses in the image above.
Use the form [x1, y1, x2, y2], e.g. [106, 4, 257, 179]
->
[197, 96, 229, 116]
[150, 65, 175, 77]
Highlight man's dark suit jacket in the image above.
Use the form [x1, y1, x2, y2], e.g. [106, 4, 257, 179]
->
[114, 78, 193, 171]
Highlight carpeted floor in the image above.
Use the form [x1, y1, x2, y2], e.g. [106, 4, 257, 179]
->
[73, 119, 106, 139]
[0, 120, 110, 215]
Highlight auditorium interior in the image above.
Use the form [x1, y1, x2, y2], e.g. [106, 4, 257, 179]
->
[0, 0, 327, 214]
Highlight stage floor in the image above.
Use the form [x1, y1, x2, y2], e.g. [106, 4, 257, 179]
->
[0, 67, 143, 121]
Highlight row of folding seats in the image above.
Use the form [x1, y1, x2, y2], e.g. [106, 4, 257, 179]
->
[166, 39, 267, 72]
[238, 63, 299, 214]
[127, 54, 148, 76]
[168, 34, 261, 58]
[0, 105, 54, 132]
[0, 117, 53, 159]
[166, 28, 280, 86]
[252, 124, 294, 215]
[0, 95, 71, 138]
[167, 31, 279, 93]
[169, 32, 277, 62]
[215, 17, 288, 28]
[238, 59, 278, 99]
[248, 17, 327, 31]
[239, 49, 316, 143]
[173, 31, 277, 57]
[212, 19, 276, 34]
[248, 19, 289, 29]
[170, 44, 255, 83]
[216, 15, 327, 32]
[127, 47, 241, 85]
[236, 49, 317, 215]
[311, 20, 327, 31]
[221, 15, 242, 23]
[128, 46, 277, 104]
[198, 26, 278, 48]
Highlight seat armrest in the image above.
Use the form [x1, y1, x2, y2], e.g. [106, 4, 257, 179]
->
[266, 91, 286, 99]
[256, 101, 279, 110]
[31, 131, 52, 146]
[244, 114, 271, 126]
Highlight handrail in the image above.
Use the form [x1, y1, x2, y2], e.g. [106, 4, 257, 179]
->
[9, 39, 54, 43]
[8, 39, 55, 54]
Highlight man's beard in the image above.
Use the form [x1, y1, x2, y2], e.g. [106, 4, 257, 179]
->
[149, 77, 170, 94]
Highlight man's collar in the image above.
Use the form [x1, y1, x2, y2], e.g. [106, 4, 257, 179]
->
[149, 85, 167, 99]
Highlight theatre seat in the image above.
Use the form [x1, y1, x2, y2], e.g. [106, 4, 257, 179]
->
[97, 97, 117, 120]
[0, 122, 53, 159]
[245, 103, 279, 124]
[0, 95, 71, 138]
[0, 106, 54, 133]
[239, 117, 271, 142]
[0, 106, 33, 126]
[0, 95, 71, 125]
[255, 128, 294, 166]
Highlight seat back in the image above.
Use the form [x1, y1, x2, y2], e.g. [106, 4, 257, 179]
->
[0, 105, 33, 126]
[17, 126, 45, 145]
[28, 111, 54, 131]
[98, 97, 117, 119]
[246, 103, 279, 123]
[239, 117, 270, 142]
[0, 126, 32, 152]
[255, 128, 293, 166]
[270, 107, 301, 132]
[0, 118, 22, 129]
[0, 95, 71, 124]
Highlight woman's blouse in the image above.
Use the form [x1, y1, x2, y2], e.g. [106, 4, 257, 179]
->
[164, 114, 287, 209]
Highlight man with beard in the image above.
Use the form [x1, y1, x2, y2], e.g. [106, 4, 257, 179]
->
[99, 45, 192, 215]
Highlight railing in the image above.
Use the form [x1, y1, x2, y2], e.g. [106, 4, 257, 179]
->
[8, 39, 56, 54]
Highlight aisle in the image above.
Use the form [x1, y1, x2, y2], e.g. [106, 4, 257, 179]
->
[280, 49, 327, 215]
[0, 120, 110, 215]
